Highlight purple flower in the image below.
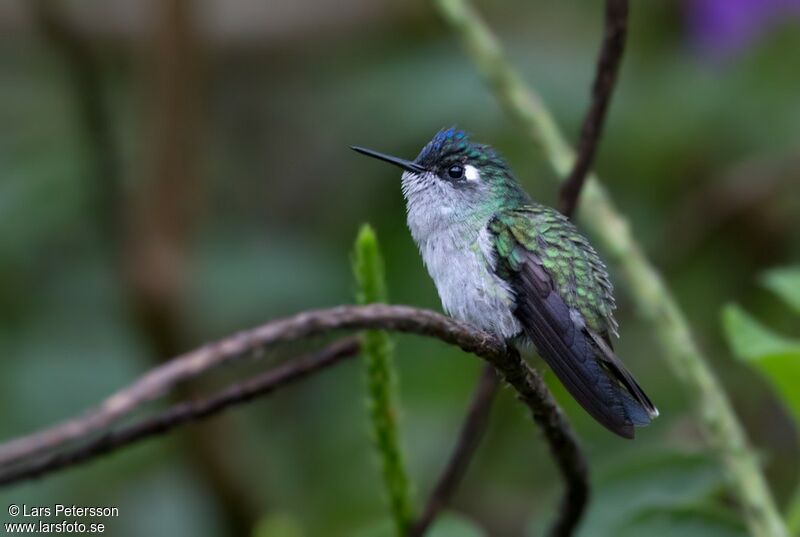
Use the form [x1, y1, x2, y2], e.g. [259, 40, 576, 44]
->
[686, 0, 800, 60]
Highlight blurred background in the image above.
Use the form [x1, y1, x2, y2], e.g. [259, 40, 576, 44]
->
[0, 0, 799, 536]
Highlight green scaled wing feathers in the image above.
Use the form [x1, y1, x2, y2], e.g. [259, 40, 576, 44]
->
[489, 205, 618, 339]
[488, 205, 656, 438]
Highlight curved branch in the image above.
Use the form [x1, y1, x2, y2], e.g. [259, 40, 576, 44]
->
[517, 344, 589, 537]
[0, 304, 588, 535]
[0, 338, 361, 486]
[559, 0, 629, 218]
[0, 305, 492, 468]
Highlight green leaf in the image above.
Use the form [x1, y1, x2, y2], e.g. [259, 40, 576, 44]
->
[721, 304, 800, 423]
[617, 505, 748, 537]
[749, 353, 800, 425]
[720, 304, 800, 361]
[761, 266, 800, 315]
[722, 276, 800, 529]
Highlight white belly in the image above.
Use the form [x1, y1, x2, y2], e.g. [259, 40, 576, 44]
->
[415, 225, 521, 340]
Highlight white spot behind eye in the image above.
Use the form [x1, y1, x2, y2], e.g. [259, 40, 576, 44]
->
[464, 164, 480, 182]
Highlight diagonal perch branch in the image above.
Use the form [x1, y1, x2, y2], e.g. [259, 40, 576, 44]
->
[0, 338, 361, 486]
[0, 305, 491, 468]
[0, 304, 588, 536]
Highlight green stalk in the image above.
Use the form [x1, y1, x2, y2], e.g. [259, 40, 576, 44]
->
[432, 1, 789, 536]
[353, 224, 414, 536]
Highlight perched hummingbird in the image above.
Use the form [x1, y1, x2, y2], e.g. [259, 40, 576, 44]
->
[352, 127, 658, 438]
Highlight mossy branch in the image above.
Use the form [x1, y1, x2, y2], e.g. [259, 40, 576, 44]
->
[353, 225, 414, 536]
[432, 1, 789, 536]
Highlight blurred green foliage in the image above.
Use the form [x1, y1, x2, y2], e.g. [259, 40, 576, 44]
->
[354, 513, 485, 537]
[253, 513, 305, 537]
[722, 265, 800, 533]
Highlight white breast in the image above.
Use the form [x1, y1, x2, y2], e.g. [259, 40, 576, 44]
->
[401, 170, 521, 339]
[413, 220, 521, 340]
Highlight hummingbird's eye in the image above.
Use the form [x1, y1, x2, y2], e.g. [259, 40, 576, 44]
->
[447, 165, 464, 180]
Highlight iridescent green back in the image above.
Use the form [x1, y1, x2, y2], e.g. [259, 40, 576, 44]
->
[489, 205, 618, 336]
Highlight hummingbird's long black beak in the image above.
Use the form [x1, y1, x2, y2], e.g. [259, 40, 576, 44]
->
[351, 146, 427, 174]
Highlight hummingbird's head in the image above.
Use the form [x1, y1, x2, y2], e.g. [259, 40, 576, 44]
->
[352, 127, 530, 227]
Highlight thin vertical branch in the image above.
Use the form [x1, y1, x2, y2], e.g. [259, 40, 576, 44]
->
[129, 0, 262, 531]
[409, 365, 499, 537]
[433, 0, 789, 536]
[559, 0, 629, 218]
[508, 347, 589, 537]
[354, 226, 415, 535]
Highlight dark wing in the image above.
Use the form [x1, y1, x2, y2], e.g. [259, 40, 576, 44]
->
[489, 211, 657, 438]
[585, 329, 657, 425]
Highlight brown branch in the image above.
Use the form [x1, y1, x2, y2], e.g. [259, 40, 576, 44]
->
[0, 304, 588, 530]
[513, 345, 589, 537]
[409, 365, 499, 537]
[0, 305, 483, 467]
[0, 338, 360, 486]
[558, 0, 629, 218]
[546, 3, 625, 523]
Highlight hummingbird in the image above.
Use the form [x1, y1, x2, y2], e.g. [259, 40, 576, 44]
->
[352, 127, 658, 438]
